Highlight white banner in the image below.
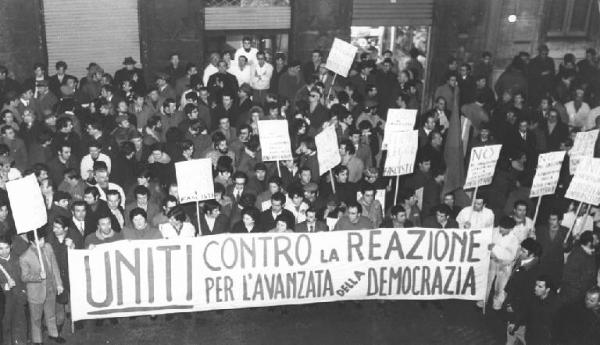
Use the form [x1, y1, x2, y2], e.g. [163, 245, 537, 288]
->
[257, 120, 293, 162]
[324, 38, 358, 77]
[68, 228, 492, 321]
[383, 130, 419, 177]
[382, 109, 417, 149]
[175, 158, 215, 203]
[464, 145, 502, 190]
[529, 151, 566, 198]
[315, 125, 341, 175]
[6, 174, 47, 234]
[565, 157, 600, 206]
[569, 129, 599, 175]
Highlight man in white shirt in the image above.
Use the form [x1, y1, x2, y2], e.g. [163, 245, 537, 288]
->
[511, 200, 535, 242]
[234, 36, 258, 67]
[457, 194, 495, 229]
[202, 52, 220, 87]
[80, 141, 111, 181]
[229, 56, 252, 87]
[251, 51, 273, 105]
[478, 216, 520, 310]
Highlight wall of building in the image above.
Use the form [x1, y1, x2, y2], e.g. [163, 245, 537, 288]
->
[291, 0, 352, 62]
[138, 0, 205, 80]
[0, 0, 46, 81]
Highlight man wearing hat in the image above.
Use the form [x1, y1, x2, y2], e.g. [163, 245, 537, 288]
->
[278, 60, 304, 106]
[34, 79, 57, 117]
[114, 57, 146, 94]
[155, 72, 176, 105]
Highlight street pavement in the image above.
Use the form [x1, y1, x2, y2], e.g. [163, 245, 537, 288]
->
[59, 300, 507, 344]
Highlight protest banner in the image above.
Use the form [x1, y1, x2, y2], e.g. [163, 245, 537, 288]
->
[569, 129, 599, 175]
[315, 125, 341, 176]
[68, 228, 492, 321]
[565, 157, 600, 206]
[382, 109, 417, 149]
[175, 158, 215, 204]
[530, 151, 566, 198]
[257, 120, 293, 164]
[324, 38, 358, 78]
[463, 145, 502, 190]
[5, 174, 47, 234]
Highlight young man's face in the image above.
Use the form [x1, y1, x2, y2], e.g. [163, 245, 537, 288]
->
[347, 207, 360, 223]
[436, 211, 448, 224]
[2, 129, 15, 141]
[548, 215, 559, 227]
[98, 217, 112, 235]
[514, 205, 527, 219]
[52, 222, 68, 238]
[533, 281, 548, 298]
[73, 205, 86, 220]
[132, 215, 147, 230]
[0, 242, 10, 259]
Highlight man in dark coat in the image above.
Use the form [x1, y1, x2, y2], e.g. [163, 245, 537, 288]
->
[505, 238, 543, 344]
[560, 231, 598, 307]
[114, 57, 146, 94]
[535, 212, 569, 286]
[527, 44, 555, 107]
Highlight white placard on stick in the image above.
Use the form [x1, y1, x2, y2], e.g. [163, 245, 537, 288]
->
[6, 174, 48, 234]
[463, 145, 502, 190]
[565, 157, 600, 206]
[382, 108, 418, 149]
[315, 125, 341, 175]
[257, 120, 293, 162]
[383, 130, 419, 177]
[530, 151, 566, 198]
[569, 129, 599, 175]
[175, 158, 215, 203]
[324, 38, 358, 77]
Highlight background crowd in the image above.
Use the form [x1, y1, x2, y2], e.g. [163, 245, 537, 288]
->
[0, 37, 598, 344]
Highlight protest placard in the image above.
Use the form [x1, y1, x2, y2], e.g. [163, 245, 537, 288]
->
[5, 174, 47, 234]
[315, 125, 341, 175]
[175, 158, 215, 203]
[68, 228, 492, 321]
[569, 129, 599, 175]
[382, 109, 417, 149]
[257, 120, 293, 162]
[530, 151, 566, 198]
[324, 38, 358, 77]
[565, 157, 600, 206]
[463, 145, 502, 190]
[383, 130, 419, 177]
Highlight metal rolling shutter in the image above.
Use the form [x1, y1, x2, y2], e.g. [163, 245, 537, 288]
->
[205, 6, 291, 30]
[352, 0, 434, 26]
[43, 0, 141, 79]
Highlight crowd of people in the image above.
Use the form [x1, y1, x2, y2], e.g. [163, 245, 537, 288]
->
[0, 36, 598, 344]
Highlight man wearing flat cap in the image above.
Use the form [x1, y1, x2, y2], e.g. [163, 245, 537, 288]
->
[114, 56, 146, 95]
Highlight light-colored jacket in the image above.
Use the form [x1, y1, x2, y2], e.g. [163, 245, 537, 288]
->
[19, 244, 63, 304]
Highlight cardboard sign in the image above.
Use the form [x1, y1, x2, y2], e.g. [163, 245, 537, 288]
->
[324, 38, 358, 77]
[175, 158, 215, 203]
[383, 130, 419, 177]
[529, 151, 566, 198]
[569, 129, 599, 175]
[565, 157, 600, 206]
[257, 120, 293, 162]
[5, 174, 48, 234]
[382, 109, 417, 149]
[463, 145, 502, 190]
[68, 228, 492, 320]
[315, 125, 341, 175]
